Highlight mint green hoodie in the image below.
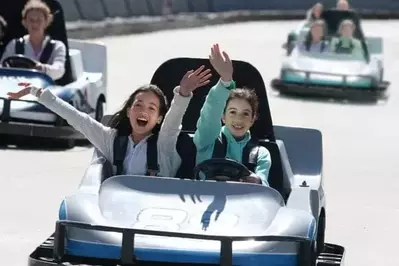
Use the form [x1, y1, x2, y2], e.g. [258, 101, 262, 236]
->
[193, 79, 272, 186]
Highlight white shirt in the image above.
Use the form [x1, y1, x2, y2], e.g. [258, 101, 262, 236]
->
[123, 135, 150, 175]
[0, 35, 66, 80]
[34, 86, 193, 178]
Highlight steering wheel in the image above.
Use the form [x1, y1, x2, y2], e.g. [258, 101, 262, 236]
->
[193, 158, 251, 182]
[2, 55, 38, 69]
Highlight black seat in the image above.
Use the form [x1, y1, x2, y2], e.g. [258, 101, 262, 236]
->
[321, 9, 370, 61]
[321, 9, 364, 39]
[0, 0, 73, 85]
[150, 58, 287, 198]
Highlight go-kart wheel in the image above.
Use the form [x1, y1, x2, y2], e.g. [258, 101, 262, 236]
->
[316, 212, 326, 255]
[95, 98, 105, 122]
[193, 158, 251, 182]
[2, 55, 38, 69]
[298, 241, 317, 266]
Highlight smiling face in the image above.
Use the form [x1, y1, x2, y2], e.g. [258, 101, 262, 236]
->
[22, 9, 50, 38]
[313, 4, 323, 18]
[337, 0, 349, 9]
[340, 22, 354, 37]
[222, 98, 256, 138]
[127, 91, 163, 137]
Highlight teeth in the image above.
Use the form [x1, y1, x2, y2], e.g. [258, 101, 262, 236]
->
[137, 118, 148, 122]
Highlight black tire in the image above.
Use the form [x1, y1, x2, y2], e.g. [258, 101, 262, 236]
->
[316, 213, 326, 255]
[0, 134, 9, 147]
[95, 98, 105, 122]
[298, 241, 317, 266]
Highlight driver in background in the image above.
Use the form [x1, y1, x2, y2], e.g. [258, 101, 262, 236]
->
[193, 44, 272, 186]
[298, 19, 327, 53]
[0, 0, 66, 80]
[330, 19, 363, 57]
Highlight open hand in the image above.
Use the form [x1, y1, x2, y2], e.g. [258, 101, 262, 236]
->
[7, 82, 41, 99]
[35, 62, 45, 72]
[209, 44, 233, 82]
[179, 65, 212, 96]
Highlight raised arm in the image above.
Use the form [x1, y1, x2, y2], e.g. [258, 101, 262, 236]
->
[193, 44, 235, 151]
[7, 83, 115, 160]
[158, 66, 211, 153]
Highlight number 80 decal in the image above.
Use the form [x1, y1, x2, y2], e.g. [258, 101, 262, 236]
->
[134, 208, 187, 231]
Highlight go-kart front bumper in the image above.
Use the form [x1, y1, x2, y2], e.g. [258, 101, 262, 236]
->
[271, 78, 389, 101]
[28, 220, 346, 266]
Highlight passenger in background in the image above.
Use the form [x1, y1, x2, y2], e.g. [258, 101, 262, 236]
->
[306, 3, 323, 24]
[330, 19, 363, 57]
[299, 20, 327, 53]
[336, 0, 350, 10]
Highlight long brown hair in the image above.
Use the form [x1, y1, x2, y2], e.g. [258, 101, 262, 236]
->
[107, 84, 168, 136]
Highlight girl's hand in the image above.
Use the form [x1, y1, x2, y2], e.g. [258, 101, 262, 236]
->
[179, 65, 212, 96]
[7, 82, 41, 99]
[209, 43, 233, 82]
[240, 172, 262, 184]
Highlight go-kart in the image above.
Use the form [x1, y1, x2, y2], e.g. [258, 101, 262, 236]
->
[0, 0, 107, 148]
[273, 8, 389, 101]
[28, 58, 345, 266]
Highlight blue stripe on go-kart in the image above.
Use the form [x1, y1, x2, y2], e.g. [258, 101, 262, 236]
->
[66, 239, 298, 265]
[283, 72, 372, 88]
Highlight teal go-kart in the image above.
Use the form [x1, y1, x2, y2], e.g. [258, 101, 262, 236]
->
[274, 9, 389, 101]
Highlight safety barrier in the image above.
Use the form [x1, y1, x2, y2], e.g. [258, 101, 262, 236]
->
[61, 0, 399, 38]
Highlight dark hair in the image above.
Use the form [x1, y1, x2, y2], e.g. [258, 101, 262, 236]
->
[108, 84, 168, 136]
[304, 19, 326, 51]
[224, 87, 259, 118]
[310, 2, 323, 20]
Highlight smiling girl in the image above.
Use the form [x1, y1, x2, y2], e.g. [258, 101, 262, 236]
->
[8, 65, 212, 178]
[193, 44, 271, 185]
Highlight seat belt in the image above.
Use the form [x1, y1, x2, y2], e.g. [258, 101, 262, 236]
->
[112, 134, 159, 176]
[212, 133, 260, 172]
[14, 37, 55, 63]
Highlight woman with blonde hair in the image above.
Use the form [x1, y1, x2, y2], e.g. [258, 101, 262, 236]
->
[0, 0, 66, 80]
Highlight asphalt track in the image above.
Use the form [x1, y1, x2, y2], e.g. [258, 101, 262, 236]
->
[1, 20, 399, 266]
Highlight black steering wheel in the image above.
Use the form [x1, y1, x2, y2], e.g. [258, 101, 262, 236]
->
[2, 55, 38, 69]
[193, 158, 251, 182]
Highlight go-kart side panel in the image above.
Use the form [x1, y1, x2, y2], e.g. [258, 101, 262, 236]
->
[273, 125, 322, 188]
[366, 37, 383, 55]
[76, 149, 114, 192]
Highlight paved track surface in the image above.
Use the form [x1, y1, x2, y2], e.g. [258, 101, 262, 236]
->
[1, 20, 398, 265]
